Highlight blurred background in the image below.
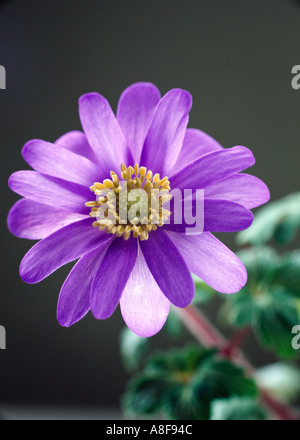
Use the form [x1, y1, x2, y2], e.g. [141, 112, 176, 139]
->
[0, 0, 300, 419]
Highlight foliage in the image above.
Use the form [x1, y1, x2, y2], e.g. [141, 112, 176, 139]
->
[227, 247, 300, 358]
[237, 192, 300, 246]
[122, 345, 258, 420]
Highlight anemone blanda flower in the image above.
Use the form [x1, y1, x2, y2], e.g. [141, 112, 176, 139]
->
[7, 82, 270, 337]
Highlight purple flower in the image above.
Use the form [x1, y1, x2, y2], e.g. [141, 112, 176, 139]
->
[7, 83, 270, 337]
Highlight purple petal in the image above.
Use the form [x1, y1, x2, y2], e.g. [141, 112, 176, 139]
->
[22, 139, 101, 187]
[166, 231, 247, 294]
[173, 128, 223, 173]
[20, 218, 112, 284]
[169, 146, 255, 192]
[91, 236, 138, 319]
[55, 130, 96, 163]
[140, 228, 195, 307]
[8, 171, 90, 214]
[7, 198, 87, 240]
[164, 199, 253, 233]
[120, 244, 170, 337]
[204, 174, 270, 209]
[140, 89, 192, 176]
[79, 93, 133, 173]
[204, 199, 253, 231]
[57, 242, 113, 327]
[117, 82, 161, 163]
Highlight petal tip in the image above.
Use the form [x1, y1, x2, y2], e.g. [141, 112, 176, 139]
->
[261, 183, 271, 206]
[123, 81, 160, 93]
[236, 145, 256, 166]
[172, 289, 195, 308]
[245, 209, 255, 229]
[6, 203, 19, 237]
[56, 315, 72, 328]
[121, 308, 170, 338]
[8, 172, 16, 190]
[19, 265, 36, 285]
[220, 266, 248, 294]
[21, 139, 41, 158]
[166, 88, 193, 110]
[79, 92, 103, 107]
[90, 306, 112, 321]
[126, 325, 164, 338]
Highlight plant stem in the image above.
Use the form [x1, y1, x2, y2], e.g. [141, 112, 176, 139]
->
[177, 302, 227, 348]
[177, 305, 299, 421]
[221, 327, 251, 358]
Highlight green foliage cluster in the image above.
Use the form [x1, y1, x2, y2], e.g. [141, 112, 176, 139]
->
[122, 345, 263, 420]
[237, 192, 300, 246]
[227, 246, 300, 358]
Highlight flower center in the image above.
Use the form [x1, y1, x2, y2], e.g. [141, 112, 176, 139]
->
[86, 164, 172, 241]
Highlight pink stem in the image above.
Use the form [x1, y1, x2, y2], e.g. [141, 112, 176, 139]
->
[221, 327, 251, 358]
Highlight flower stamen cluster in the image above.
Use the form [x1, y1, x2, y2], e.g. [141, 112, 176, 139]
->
[86, 163, 172, 241]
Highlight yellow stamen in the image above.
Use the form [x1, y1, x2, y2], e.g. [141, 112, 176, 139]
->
[86, 164, 172, 240]
[94, 182, 106, 190]
[103, 179, 114, 189]
[85, 201, 99, 207]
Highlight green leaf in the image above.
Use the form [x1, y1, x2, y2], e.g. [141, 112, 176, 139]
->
[228, 285, 299, 358]
[256, 363, 300, 403]
[122, 374, 167, 416]
[253, 288, 299, 358]
[211, 397, 267, 420]
[237, 192, 300, 246]
[191, 358, 257, 400]
[119, 327, 149, 372]
[145, 344, 217, 375]
[273, 251, 300, 298]
[227, 247, 300, 358]
[236, 246, 279, 284]
[122, 345, 257, 420]
[161, 384, 210, 420]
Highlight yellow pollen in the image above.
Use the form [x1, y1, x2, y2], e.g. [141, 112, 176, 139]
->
[85, 164, 172, 241]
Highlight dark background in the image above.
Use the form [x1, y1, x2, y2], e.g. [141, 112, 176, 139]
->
[0, 0, 300, 412]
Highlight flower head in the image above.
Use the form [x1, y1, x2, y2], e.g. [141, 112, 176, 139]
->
[8, 82, 270, 337]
